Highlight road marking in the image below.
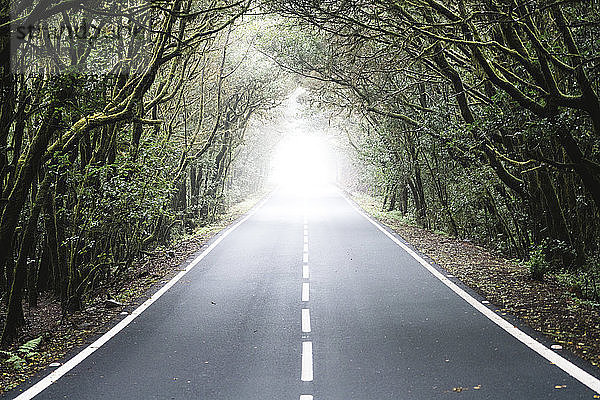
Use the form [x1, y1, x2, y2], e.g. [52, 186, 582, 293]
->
[301, 214, 313, 393]
[300, 396, 313, 400]
[340, 190, 600, 394]
[302, 309, 311, 333]
[13, 195, 273, 400]
[302, 282, 310, 301]
[301, 341, 313, 381]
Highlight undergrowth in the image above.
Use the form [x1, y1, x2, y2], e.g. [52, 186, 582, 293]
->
[0, 337, 42, 371]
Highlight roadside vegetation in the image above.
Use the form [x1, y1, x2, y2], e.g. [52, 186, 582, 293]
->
[0, 0, 292, 348]
[265, 1, 600, 295]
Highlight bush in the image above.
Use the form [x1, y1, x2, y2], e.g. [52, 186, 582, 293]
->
[528, 245, 550, 280]
[556, 255, 600, 303]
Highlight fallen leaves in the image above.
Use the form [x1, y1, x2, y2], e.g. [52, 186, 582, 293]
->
[449, 385, 482, 393]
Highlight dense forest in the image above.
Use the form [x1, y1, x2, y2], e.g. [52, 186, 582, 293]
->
[0, 0, 599, 350]
[0, 0, 290, 346]
[266, 1, 600, 287]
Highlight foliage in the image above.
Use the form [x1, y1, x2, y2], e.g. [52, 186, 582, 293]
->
[264, 0, 600, 284]
[0, 337, 42, 370]
[557, 255, 600, 303]
[0, 1, 285, 346]
[528, 244, 550, 281]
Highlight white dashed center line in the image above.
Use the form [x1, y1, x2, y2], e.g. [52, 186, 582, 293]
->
[302, 309, 311, 333]
[301, 216, 314, 398]
[302, 282, 310, 301]
[301, 341, 314, 381]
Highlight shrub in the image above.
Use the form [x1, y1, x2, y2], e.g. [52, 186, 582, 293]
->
[528, 245, 550, 280]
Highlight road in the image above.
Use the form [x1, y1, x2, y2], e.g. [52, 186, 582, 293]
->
[8, 185, 600, 399]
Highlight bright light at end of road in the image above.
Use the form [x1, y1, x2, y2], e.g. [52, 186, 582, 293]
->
[271, 135, 337, 188]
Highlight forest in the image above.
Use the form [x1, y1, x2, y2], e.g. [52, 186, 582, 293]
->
[0, 0, 599, 353]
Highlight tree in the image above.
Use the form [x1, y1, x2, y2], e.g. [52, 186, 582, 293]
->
[265, 0, 600, 273]
[0, 0, 290, 346]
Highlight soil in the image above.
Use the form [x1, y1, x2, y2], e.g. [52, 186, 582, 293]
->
[2, 189, 600, 394]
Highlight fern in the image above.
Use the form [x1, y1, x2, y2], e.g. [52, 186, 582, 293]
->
[17, 336, 42, 357]
[1, 336, 42, 371]
[0, 350, 13, 358]
[5, 354, 26, 370]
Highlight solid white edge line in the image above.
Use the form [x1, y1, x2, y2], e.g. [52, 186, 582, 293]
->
[302, 309, 311, 333]
[304, 243, 309, 252]
[301, 341, 313, 381]
[302, 282, 310, 302]
[14, 194, 273, 400]
[303, 265, 309, 279]
[339, 190, 600, 394]
[303, 253, 309, 263]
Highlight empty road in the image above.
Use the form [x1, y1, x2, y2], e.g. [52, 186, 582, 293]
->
[8, 185, 600, 399]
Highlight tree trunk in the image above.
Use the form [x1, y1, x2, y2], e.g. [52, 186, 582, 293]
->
[35, 240, 51, 294]
[1, 173, 51, 347]
[556, 124, 600, 209]
[0, 106, 58, 301]
[43, 192, 65, 303]
[387, 184, 397, 212]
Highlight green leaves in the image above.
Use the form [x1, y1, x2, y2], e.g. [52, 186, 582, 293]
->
[0, 337, 43, 371]
[528, 244, 550, 281]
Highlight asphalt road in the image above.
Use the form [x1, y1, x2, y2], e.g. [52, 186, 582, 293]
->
[8, 185, 600, 399]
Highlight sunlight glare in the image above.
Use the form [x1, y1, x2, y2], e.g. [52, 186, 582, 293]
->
[271, 135, 337, 189]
